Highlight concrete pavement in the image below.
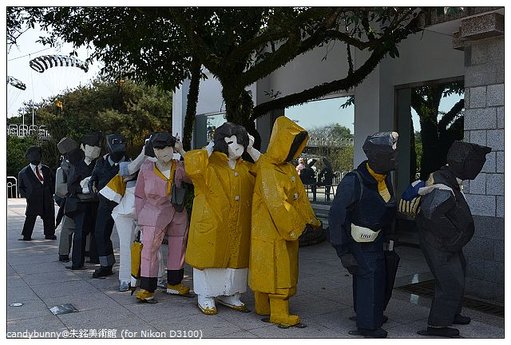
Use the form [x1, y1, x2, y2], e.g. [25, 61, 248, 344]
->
[6, 198, 505, 339]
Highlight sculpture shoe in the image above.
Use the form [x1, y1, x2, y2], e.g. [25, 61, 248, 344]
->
[92, 266, 114, 278]
[417, 326, 460, 338]
[197, 295, 217, 315]
[217, 293, 249, 312]
[119, 281, 130, 292]
[166, 283, 190, 296]
[136, 289, 156, 303]
[267, 296, 306, 328]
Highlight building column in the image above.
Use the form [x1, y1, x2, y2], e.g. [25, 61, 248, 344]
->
[171, 79, 190, 140]
[456, 12, 504, 303]
[353, 56, 395, 166]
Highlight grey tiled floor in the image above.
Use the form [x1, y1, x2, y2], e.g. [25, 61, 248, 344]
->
[6, 198, 505, 339]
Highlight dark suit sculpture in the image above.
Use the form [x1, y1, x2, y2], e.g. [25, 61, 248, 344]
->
[89, 133, 129, 278]
[416, 141, 491, 338]
[18, 146, 56, 240]
[66, 132, 102, 270]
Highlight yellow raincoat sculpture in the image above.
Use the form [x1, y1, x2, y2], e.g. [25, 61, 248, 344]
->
[185, 122, 260, 315]
[185, 150, 253, 269]
[249, 116, 321, 328]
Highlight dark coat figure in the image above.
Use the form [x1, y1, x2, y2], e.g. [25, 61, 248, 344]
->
[328, 132, 398, 338]
[55, 137, 79, 228]
[416, 141, 491, 338]
[18, 146, 56, 240]
[318, 158, 334, 201]
[66, 132, 102, 270]
[55, 137, 80, 262]
[89, 133, 128, 278]
[300, 159, 317, 201]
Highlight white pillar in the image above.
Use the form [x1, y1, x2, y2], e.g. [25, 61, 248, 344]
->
[172, 79, 190, 140]
[353, 55, 395, 166]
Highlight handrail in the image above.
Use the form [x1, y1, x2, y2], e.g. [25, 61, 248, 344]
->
[7, 176, 19, 198]
[7, 124, 50, 138]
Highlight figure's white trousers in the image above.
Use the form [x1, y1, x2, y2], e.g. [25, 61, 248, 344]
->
[193, 268, 248, 297]
[113, 216, 165, 285]
[113, 214, 137, 284]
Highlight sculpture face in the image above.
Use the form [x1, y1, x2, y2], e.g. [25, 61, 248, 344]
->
[224, 135, 244, 160]
[82, 144, 101, 160]
[26, 147, 42, 165]
[154, 146, 174, 164]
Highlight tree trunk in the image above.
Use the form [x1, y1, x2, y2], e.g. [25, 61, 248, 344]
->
[222, 86, 262, 150]
[419, 117, 440, 181]
[409, 121, 417, 181]
[182, 58, 201, 150]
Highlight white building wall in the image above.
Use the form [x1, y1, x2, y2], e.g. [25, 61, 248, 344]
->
[267, 40, 350, 99]
[391, 29, 465, 86]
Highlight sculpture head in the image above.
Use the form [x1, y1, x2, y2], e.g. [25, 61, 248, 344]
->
[213, 122, 249, 160]
[25, 146, 42, 165]
[447, 141, 491, 180]
[363, 131, 399, 174]
[150, 132, 176, 164]
[80, 132, 102, 160]
[106, 133, 127, 163]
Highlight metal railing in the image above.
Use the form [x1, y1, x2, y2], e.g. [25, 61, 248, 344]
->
[307, 137, 354, 148]
[7, 124, 50, 138]
[7, 176, 19, 198]
[304, 184, 337, 203]
[303, 170, 350, 203]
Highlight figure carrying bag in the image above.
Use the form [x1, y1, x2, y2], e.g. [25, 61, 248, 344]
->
[171, 176, 187, 213]
[130, 229, 143, 294]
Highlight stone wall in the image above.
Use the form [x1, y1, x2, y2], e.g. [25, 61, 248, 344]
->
[459, 12, 504, 303]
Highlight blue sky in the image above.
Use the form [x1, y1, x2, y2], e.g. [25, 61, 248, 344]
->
[285, 97, 355, 133]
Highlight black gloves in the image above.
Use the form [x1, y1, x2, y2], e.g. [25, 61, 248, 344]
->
[340, 253, 359, 275]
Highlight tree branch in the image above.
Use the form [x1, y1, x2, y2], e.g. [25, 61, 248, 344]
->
[183, 57, 202, 150]
[251, 12, 421, 120]
[438, 98, 464, 131]
[240, 9, 345, 87]
[251, 45, 387, 120]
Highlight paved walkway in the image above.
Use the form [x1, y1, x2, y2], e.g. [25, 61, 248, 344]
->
[6, 198, 505, 339]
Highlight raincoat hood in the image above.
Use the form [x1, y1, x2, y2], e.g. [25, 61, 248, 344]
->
[447, 141, 491, 180]
[363, 131, 399, 174]
[266, 116, 309, 164]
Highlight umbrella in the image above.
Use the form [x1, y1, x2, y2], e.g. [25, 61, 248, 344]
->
[130, 230, 143, 294]
[384, 240, 400, 310]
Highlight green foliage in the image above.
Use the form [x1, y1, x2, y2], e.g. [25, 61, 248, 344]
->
[36, 79, 172, 158]
[7, 135, 37, 176]
[331, 145, 355, 173]
[330, 124, 354, 139]
[305, 124, 354, 173]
